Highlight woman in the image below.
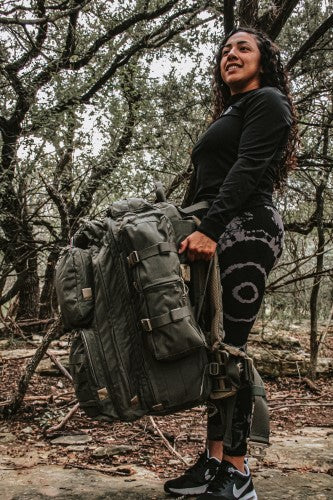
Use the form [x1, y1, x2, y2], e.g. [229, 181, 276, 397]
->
[164, 27, 298, 499]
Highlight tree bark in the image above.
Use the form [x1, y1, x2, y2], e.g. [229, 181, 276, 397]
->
[308, 182, 325, 379]
[238, 0, 258, 27]
[15, 252, 40, 322]
[259, 0, 300, 41]
[39, 249, 61, 320]
[223, 0, 235, 34]
[308, 121, 331, 379]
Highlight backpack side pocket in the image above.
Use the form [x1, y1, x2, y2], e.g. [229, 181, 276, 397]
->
[55, 247, 94, 330]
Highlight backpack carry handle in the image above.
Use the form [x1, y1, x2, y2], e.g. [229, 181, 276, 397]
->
[154, 181, 167, 202]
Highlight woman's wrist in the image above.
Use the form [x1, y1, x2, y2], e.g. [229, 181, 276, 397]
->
[197, 222, 223, 243]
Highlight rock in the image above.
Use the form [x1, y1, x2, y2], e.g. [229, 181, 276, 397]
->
[51, 434, 92, 445]
[0, 432, 16, 444]
[32, 334, 43, 343]
[267, 427, 333, 471]
[36, 355, 70, 376]
[0, 349, 36, 360]
[66, 446, 87, 452]
[316, 357, 333, 374]
[0, 426, 332, 499]
[92, 444, 134, 458]
[21, 426, 34, 434]
[0, 464, 162, 499]
[251, 332, 301, 349]
[247, 344, 332, 378]
[0, 462, 332, 499]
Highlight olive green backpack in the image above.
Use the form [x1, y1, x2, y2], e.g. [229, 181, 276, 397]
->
[55, 197, 270, 449]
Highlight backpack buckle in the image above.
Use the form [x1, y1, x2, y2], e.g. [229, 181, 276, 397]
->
[209, 362, 220, 376]
[141, 318, 152, 332]
[127, 251, 140, 267]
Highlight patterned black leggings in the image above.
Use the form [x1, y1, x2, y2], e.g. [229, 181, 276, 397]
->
[207, 205, 284, 456]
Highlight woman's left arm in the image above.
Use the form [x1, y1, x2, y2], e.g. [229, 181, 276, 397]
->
[197, 87, 292, 243]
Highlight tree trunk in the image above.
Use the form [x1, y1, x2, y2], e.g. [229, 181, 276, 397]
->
[308, 122, 330, 379]
[39, 250, 60, 320]
[15, 258, 39, 322]
[223, 0, 235, 34]
[309, 186, 325, 379]
[238, 0, 258, 27]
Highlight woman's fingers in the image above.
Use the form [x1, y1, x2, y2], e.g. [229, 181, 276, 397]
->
[178, 237, 189, 254]
[179, 231, 217, 261]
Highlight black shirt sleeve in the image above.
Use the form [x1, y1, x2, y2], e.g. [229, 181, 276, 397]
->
[197, 88, 292, 242]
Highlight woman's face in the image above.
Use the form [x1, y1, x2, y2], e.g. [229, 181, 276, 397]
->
[220, 31, 262, 95]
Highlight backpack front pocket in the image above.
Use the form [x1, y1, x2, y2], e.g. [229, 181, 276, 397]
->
[140, 279, 206, 360]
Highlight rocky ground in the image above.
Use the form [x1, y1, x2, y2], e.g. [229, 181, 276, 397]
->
[0, 322, 332, 499]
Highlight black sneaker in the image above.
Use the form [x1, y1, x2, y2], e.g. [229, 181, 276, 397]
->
[197, 460, 257, 499]
[164, 452, 220, 497]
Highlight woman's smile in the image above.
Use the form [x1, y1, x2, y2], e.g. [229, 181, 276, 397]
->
[225, 63, 242, 72]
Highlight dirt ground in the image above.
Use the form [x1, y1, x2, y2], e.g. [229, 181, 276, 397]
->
[0, 328, 332, 482]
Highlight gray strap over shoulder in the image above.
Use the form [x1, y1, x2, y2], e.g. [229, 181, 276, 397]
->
[179, 200, 210, 215]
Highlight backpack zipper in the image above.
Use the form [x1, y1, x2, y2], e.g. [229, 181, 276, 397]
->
[117, 256, 159, 406]
[97, 261, 134, 405]
[81, 330, 98, 386]
[140, 276, 183, 292]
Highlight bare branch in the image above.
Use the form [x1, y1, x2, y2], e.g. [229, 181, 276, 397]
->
[71, 0, 181, 70]
[258, 0, 300, 40]
[0, 0, 92, 25]
[5, 0, 48, 73]
[267, 267, 333, 292]
[38, 173, 70, 241]
[74, 66, 141, 218]
[26, 4, 215, 132]
[46, 402, 80, 434]
[287, 12, 333, 71]
[165, 161, 193, 199]
[149, 416, 189, 466]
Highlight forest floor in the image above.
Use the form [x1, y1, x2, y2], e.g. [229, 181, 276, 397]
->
[0, 324, 332, 499]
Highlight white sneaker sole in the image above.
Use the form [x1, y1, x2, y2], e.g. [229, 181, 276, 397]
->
[241, 491, 258, 500]
[166, 484, 208, 496]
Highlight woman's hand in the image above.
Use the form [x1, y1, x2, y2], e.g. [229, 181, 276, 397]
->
[178, 231, 217, 262]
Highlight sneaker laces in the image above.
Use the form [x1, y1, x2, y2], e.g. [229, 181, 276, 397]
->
[207, 460, 235, 491]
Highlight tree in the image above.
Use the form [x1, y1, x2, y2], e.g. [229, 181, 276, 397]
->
[0, 0, 219, 324]
[0, 0, 332, 378]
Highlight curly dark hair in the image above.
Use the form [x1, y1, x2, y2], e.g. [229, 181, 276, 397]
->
[212, 26, 298, 188]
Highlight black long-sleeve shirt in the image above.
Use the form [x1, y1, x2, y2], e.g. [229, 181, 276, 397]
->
[191, 86, 292, 242]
